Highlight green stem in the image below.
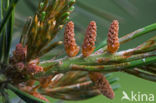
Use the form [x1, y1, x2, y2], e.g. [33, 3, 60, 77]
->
[124, 69, 156, 82]
[95, 39, 106, 51]
[37, 55, 156, 77]
[42, 80, 118, 94]
[0, 0, 20, 35]
[39, 46, 156, 69]
[119, 22, 156, 44]
[20, 17, 33, 45]
[41, 81, 93, 93]
[71, 56, 156, 72]
[39, 41, 63, 57]
[4, 3, 14, 64]
[98, 51, 156, 64]
[140, 66, 156, 74]
[7, 84, 46, 103]
[36, 46, 156, 80]
[0, 0, 3, 20]
[0, 0, 3, 62]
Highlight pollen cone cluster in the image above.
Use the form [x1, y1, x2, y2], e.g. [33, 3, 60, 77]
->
[64, 21, 80, 57]
[82, 21, 97, 57]
[107, 20, 119, 53]
[89, 72, 115, 99]
[64, 20, 116, 99]
[10, 44, 43, 77]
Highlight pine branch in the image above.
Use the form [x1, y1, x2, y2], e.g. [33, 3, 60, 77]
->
[2, 0, 156, 102]
[37, 44, 156, 77]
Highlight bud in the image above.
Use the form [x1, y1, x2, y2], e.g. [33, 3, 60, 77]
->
[26, 63, 43, 74]
[69, 0, 76, 7]
[13, 43, 27, 62]
[64, 21, 80, 57]
[89, 72, 115, 99]
[107, 20, 119, 53]
[15, 62, 25, 72]
[40, 2, 44, 9]
[41, 11, 46, 21]
[82, 21, 96, 57]
[34, 15, 38, 24]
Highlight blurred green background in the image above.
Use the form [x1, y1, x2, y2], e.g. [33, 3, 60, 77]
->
[10, 0, 156, 103]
